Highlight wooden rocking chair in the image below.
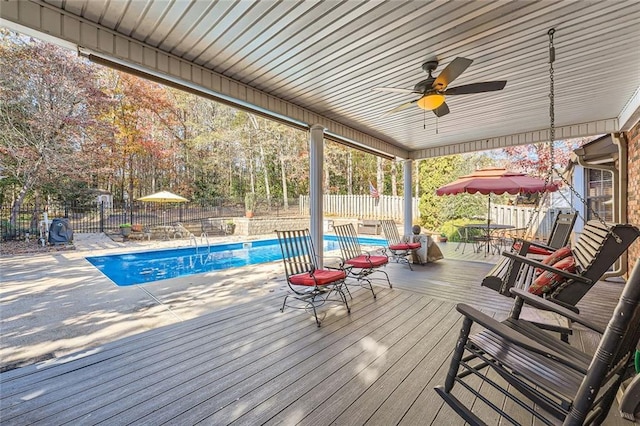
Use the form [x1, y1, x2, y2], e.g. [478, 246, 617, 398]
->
[380, 219, 421, 270]
[516, 211, 577, 255]
[276, 229, 350, 327]
[482, 211, 577, 290]
[333, 223, 391, 298]
[435, 259, 640, 425]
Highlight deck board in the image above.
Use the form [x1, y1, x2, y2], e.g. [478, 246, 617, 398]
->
[171, 289, 425, 425]
[359, 314, 462, 425]
[70, 289, 397, 424]
[230, 296, 446, 425]
[312, 303, 459, 426]
[1, 245, 633, 425]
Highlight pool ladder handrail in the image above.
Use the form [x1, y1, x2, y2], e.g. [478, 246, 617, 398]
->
[189, 233, 199, 254]
[199, 232, 212, 254]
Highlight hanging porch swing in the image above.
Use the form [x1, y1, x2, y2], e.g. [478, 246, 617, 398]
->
[479, 28, 639, 303]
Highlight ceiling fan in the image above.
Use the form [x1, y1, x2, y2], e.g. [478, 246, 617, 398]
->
[373, 57, 507, 117]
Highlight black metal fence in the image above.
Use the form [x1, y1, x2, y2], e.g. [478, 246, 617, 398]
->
[1, 197, 302, 240]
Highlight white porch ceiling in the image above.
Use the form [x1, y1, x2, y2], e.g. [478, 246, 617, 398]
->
[2, 0, 639, 159]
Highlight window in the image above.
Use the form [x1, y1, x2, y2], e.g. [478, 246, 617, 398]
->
[586, 169, 613, 222]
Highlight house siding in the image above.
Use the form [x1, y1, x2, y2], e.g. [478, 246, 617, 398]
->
[626, 121, 640, 274]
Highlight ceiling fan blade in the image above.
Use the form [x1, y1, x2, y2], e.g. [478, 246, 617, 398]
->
[384, 100, 417, 116]
[433, 57, 473, 89]
[445, 81, 507, 95]
[433, 102, 450, 117]
[372, 87, 415, 94]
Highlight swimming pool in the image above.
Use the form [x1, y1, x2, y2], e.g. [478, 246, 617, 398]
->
[86, 235, 386, 286]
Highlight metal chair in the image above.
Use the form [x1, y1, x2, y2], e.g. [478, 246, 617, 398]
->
[171, 222, 191, 239]
[436, 259, 640, 425]
[380, 219, 421, 270]
[454, 225, 472, 254]
[275, 229, 350, 327]
[333, 223, 391, 298]
[454, 224, 490, 255]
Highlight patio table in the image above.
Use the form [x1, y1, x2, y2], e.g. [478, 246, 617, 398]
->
[461, 223, 514, 255]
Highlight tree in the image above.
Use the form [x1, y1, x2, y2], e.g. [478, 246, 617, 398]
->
[0, 31, 111, 225]
[500, 138, 587, 178]
[276, 125, 309, 205]
[101, 70, 181, 201]
[417, 156, 459, 230]
[387, 160, 396, 196]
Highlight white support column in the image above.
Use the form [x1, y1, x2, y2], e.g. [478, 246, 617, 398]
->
[309, 125, 325, 266]
[403, 160, 413, 236]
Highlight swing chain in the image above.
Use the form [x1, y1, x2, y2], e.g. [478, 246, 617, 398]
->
[518, 29, 620, 244]
[553, 168, 622, 242]
[546, 28, 619, 242]
[519, 29, 557, 239]
[547, 28, 555, 185]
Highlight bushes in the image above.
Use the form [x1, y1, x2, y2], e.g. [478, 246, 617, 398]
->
[439, 218, 488, 242]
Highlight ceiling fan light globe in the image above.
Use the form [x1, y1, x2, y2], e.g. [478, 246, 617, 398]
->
[417, 94, 445, 110]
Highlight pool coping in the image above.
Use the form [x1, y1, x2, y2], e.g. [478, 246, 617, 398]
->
[84, 235, 388, 286]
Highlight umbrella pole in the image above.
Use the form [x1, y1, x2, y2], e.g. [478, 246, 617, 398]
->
[486, 195, 491, 255]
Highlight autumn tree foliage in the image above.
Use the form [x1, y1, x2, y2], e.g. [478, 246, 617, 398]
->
[0, 30, 111, 224]
[500, 139, 587, 178]
[99, 70, 182, 200]
[0, 29, 407, 221]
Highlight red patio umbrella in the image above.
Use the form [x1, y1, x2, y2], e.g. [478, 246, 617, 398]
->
[436, 168, 559, 253]
[436, 168, 558, 196]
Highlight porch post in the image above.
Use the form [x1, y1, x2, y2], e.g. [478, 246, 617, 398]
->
[309, 124, 325, 266]
[403, 159, 413, 236]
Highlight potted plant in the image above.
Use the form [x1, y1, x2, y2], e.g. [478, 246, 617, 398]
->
[225, 220, 236, 235]
[244, 192, 256, 218]
[437, 232, 448, 243]
[131, 223, 143, 232]
[119, 223, 132, 237]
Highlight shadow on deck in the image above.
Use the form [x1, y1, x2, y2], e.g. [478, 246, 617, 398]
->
[0, 242, 631, 425]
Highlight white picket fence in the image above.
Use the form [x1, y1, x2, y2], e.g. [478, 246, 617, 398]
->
[299, 195, 566, 239]
[299, 195, 420, 221]
[490, 205, 568, 240]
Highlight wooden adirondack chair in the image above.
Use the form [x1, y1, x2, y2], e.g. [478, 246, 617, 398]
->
[333, 223, 391, 298]
[380, 219, 421, 270]
[276, 229, 350, 327]
[435, 259, 640, 425]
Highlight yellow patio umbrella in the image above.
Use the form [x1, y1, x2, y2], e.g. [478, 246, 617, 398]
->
[137, 191, 189, 227]
[136, 191, 189, 203]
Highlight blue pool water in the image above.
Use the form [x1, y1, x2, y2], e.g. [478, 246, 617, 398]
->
[86, 235, 386, 286]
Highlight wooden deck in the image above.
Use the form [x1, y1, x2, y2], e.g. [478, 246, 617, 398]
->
[0, 244, 632, 425]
